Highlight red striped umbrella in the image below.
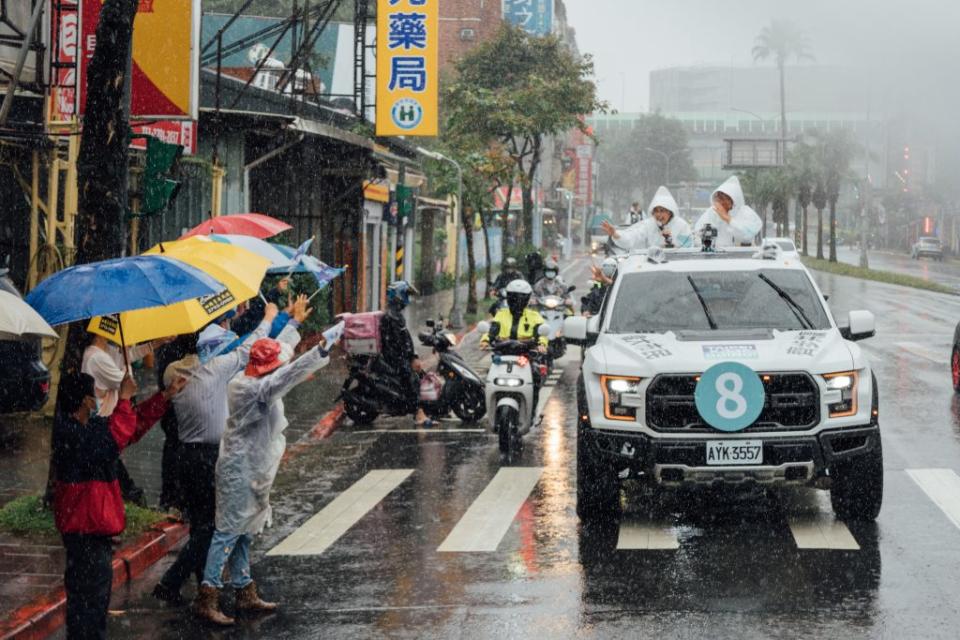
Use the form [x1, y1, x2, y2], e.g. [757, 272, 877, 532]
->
[179, 213, 292, 240]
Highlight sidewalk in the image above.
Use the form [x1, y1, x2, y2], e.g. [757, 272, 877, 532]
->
[0, 281, 488, 634]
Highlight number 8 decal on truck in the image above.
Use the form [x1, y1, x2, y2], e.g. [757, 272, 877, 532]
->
[695, 362, 765, 432]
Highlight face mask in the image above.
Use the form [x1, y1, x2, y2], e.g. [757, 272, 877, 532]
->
[545, 271, 557, 279]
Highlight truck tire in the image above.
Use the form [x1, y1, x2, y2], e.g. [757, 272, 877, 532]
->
[830, 440, 883, 521]
[576, 422, 621, 524]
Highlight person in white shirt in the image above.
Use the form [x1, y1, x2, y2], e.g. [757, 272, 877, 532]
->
[694, 175, 762, 247]
[81, 336, 159, 417]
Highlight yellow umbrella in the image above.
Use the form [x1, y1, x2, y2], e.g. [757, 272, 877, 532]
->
[87, 236, 271, 345]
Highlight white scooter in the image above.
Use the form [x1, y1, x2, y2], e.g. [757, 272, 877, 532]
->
[477, 321, 551, 460]
[534, 285, 575, 362]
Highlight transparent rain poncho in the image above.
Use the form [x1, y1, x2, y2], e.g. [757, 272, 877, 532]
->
[214, 327, 330, 535]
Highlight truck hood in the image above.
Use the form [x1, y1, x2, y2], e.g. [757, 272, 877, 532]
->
[591, 329, 854, 377]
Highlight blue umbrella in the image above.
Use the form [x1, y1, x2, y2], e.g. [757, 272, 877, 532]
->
[268, 243, 345, 293]
[26, 255, 226, 327]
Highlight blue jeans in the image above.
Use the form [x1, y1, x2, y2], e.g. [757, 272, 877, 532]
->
[201, 530, 253, 589]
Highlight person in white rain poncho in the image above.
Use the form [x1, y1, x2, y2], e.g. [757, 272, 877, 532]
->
[600, 186, 692, 251]
[694, 175, 762, 247]
[192, 306, 345, 627]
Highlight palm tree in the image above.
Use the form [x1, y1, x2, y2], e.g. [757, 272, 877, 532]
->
[817, 130, 860, 262]
[752, 21, 814, 140]
[812, 178, 827, 260]
[787, 140, 817, 255]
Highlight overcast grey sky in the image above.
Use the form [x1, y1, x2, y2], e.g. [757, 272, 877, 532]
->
[565, 0, 960, 115]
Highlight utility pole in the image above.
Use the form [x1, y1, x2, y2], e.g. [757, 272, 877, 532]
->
[417, 147, 464, 327]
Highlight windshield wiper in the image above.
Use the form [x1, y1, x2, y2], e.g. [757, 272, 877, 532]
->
[686, 275, 718, 330]
[757, 273, 814, 330]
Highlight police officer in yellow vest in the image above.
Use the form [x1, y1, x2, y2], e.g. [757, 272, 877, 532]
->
[481, 280, 549, 350]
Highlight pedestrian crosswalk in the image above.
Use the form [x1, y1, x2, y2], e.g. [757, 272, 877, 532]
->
[266, 467, 960, 558]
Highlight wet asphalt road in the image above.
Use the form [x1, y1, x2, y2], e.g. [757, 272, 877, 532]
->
[96, 256, 960, 640]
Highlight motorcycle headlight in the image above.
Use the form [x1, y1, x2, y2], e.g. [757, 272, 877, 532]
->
[823, 371, 859, 417]
[495, 377, 523, 387]
[545, 299, 559, 309]
[601, 375, 642, 421]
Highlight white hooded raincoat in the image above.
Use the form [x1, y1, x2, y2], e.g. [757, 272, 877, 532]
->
[694, 176, 762, 247]
[613, 186, 692, 250]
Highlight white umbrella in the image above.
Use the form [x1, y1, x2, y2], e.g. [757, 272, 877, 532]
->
[0, 290, 59, 340]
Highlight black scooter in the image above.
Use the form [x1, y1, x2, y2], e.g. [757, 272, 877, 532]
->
[340, 319, 486, 425]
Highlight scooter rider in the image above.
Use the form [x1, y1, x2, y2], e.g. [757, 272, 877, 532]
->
[489, 257, 524, 314]
[481, 280, 549, 351]
[533, 258, 573, 313]
[381, 281, 429, 425]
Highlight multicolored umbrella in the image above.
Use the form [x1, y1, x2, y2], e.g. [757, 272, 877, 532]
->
[207, 234, 295, 269]
[268, 242, 345, 291]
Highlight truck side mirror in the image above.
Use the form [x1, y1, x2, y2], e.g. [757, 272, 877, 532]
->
[840, 310, 875, 341]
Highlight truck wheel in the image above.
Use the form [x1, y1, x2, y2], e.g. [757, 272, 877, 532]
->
[830, 440, 883, 521]
[576, 423, 621, 524]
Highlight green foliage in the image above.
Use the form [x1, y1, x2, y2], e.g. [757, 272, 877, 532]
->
[802, 257, 955, 295]
[752, 20, 814, 66]
[0, 495, 166, 540]
[595, 113, 697, 211]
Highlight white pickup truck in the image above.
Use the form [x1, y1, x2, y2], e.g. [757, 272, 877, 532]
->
[565, 245, 882, 524]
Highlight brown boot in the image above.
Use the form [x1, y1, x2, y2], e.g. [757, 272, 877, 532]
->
[235, 581, 278, 614]
[192, 584, 234, 626]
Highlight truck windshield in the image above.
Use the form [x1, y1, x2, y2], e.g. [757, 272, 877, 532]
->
[607, 269, 832, 333]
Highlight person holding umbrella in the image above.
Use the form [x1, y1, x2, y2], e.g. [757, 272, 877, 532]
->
[53, 371, 187, 640]
[193, 304, 344, 626]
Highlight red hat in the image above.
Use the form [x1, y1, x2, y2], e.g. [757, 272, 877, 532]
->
[245, 338, 283, 377]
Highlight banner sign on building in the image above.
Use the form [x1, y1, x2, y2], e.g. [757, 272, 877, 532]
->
[47, 1, 79, 124]
[375, 0, 438, 137]
[78, 0, 200, 119]
[502, 0, 554, 36]
[130, 120, 198, 155]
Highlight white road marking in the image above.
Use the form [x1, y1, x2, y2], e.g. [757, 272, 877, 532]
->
[350, 429, 486, 435]
[438, 467, 544, 552]
[616, 520, 680, 550]
[267, 469, 413, 556]
[788, 516, 860, 550]
[907, 468, 960, 530]
[895, 341, 949, 364]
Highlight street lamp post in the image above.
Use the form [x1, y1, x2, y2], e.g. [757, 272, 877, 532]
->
[417, 147, 464, 328]
[557, 188, 574, 258]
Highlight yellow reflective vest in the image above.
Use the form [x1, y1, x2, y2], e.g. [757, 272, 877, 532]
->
[482, 307, 548, 347]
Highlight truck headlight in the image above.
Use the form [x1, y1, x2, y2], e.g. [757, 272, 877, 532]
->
[823, 371, 859, 417]
[601, 375, 642, 421]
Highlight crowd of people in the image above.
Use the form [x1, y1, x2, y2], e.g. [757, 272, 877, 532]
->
[52, 290, 346, 637]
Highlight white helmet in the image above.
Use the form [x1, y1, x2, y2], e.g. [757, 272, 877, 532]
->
[601, 257, 618, 279]
[505, 279, 532, 314]
[505, 279, 532, 295]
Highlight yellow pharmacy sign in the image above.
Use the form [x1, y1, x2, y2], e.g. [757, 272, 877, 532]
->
[376, 0, 438, 137]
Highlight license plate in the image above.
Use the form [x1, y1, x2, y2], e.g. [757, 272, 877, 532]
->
[705, 440, 763, 466]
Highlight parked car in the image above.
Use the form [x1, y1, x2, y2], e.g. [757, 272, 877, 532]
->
[0, 270, 51, 413]
[911, 237, 943, 261]
[763, 237, 800, 257]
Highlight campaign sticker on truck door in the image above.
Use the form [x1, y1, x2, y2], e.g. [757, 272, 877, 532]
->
[694, 362, 765, 432]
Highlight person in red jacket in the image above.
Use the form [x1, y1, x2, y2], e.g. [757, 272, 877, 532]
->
[53, 372, 186, 640]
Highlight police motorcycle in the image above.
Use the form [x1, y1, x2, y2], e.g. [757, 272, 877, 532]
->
[341, 318, 486, 425]
[532, 286, 576, 361]
[476, 320, 551, 459]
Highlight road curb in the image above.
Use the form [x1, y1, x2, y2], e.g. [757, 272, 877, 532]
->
[0, 521, 188, 640]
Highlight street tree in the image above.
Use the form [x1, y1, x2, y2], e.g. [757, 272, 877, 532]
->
[446, 25, 605, 245]
[595, 113, 695, 215]
[752, 20, 814, 140]
[812, 177, 827, 259]
[814, 130, 860, 262]
[59, 0, 139, 398]
[787, 139, 817, 255]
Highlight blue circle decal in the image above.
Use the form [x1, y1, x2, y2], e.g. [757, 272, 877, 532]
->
[694, 362, 765, 432]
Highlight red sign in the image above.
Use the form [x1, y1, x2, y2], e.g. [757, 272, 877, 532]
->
[494, 185, 544, 211]
[47, 1, 79, 123]
[569, 130, 594, 207]
[130, 120, 197, 155]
